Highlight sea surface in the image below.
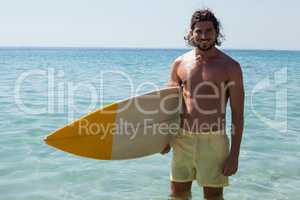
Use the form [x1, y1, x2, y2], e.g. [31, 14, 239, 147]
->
[0, 48, 299, 200]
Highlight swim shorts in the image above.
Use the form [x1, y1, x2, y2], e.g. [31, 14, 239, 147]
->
[170, 128, 230, 187]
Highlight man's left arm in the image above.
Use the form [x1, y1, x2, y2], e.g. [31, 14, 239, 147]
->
[223, 62, 245, 176]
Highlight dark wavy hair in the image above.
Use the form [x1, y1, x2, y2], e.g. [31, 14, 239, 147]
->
[185, 9, 224, 47]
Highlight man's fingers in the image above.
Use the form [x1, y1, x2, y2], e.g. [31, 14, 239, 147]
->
[223, 164, 233, 176]
[160, 145, 170, 155]
[223, 170, 231, 176]
[224, 168, 236, 176]
[222, 164, 228, 176]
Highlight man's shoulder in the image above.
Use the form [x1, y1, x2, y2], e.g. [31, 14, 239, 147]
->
[218, 50, 241, 72]
[172, 50, 192, 69]
[175, 50, 193, 62]
[219, 50, 240, 66]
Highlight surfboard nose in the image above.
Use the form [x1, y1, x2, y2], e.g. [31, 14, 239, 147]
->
[44, 103, 118, 160]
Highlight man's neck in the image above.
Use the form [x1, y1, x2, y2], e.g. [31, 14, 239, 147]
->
[194, 46, 218, 59]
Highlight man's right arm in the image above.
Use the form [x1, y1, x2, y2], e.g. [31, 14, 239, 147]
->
[167, 57, 182, 87]
[161, 58, 182, 155]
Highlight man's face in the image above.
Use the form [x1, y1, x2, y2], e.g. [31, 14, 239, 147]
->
[191, 21, 217, 51]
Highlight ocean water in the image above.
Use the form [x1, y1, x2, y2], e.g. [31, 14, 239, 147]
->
[0, 48, 299, 200]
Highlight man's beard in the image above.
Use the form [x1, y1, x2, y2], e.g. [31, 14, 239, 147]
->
[193, 38, 217, 51]
[196, 40, 215, 51]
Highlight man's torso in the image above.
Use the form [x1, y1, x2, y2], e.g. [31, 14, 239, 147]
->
[176, 49, 236, 133]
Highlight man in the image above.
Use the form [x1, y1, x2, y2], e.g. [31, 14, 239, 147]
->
[161, 9, 244, 200]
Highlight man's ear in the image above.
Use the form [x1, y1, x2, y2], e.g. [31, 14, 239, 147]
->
[184, 30, 194, 46]
[185, 30, 193, 41]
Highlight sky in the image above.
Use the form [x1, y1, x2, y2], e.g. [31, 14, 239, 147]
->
[0, 0, 299, 50]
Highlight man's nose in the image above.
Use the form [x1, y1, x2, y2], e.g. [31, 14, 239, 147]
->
[200, 33, 207, 39]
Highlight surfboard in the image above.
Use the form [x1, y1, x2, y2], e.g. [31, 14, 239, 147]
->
[44, 87, 180, 160]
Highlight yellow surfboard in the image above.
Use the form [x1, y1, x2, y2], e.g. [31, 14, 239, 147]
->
[44, 87, 180, 160]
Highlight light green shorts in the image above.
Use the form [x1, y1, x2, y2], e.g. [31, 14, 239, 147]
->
[170, 128, 230, 187]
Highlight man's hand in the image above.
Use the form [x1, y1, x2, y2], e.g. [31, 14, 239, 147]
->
[222, 154, 239, 176]
[160, 144, 171, 155]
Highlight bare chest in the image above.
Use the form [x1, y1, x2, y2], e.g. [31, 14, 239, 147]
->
[179, 62, 229, 95]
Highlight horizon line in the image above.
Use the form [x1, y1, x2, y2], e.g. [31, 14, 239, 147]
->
[0, 45, 299, 52]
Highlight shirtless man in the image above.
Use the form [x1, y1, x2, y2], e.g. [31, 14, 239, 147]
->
[161, 9, 244, 200]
